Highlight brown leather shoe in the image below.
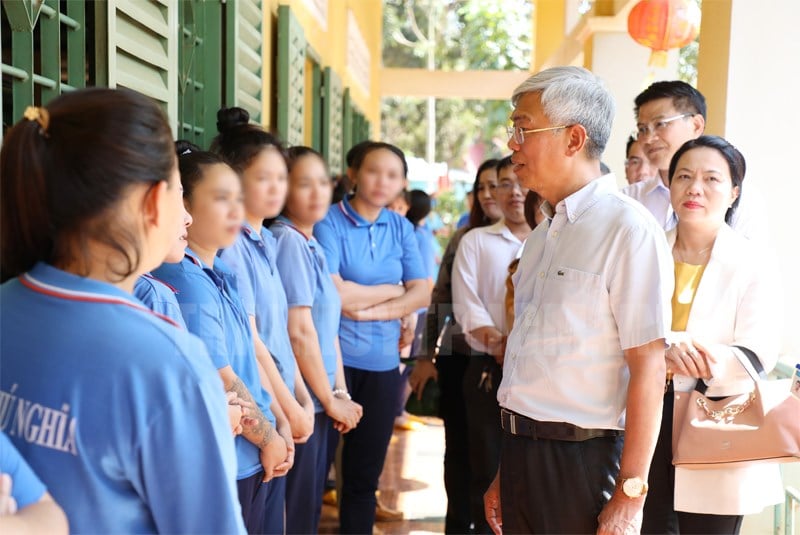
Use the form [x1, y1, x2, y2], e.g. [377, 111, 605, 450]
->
[375, 499, 403, 522]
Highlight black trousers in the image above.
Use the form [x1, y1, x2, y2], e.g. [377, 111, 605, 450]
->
[643, 392, 744, 535]
[339, 366, 399, 534]
[463, 354, 503, 534]
[499, 430, 623, 534]
[436, 353, 471, 534]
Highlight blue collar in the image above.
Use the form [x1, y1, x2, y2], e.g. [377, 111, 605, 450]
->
[22, 263, 181, 328]
[273, 215, 320, 247]
[184, 247, 229, 290]
[339, 195, 390, 227]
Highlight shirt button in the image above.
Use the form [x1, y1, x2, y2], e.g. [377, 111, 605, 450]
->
[538, 272, 545, 279]
[552, 231, 558, 238]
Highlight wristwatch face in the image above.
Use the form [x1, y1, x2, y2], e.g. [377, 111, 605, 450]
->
[622, 478, 644, 498]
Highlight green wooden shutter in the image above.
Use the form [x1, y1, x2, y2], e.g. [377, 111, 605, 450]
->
[342, 87, 353, 167]
[322, 67, 343, 174]
[277, 5, 305, 146]
[309, 59, 322, 152]
[107, 0, 178, 131]
[227, 0, 263, 123]
[1, 0, 87, 136]
[178, 0, 223, 148]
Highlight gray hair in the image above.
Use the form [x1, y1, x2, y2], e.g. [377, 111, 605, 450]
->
[511, 66, 615, 160]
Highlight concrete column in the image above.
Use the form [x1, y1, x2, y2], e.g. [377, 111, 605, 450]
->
[588, 31, 679, 185]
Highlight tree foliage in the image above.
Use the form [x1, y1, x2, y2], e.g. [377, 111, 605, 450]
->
[381, 0, 532, 167]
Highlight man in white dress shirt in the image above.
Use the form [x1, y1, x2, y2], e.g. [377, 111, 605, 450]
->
[483, 66, 673, 535]
[623, 81, 766, 240]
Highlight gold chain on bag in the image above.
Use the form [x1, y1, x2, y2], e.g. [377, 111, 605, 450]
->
[696, 391, 756, 422]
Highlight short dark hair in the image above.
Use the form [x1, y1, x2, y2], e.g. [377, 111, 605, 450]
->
[634, 80, 707, 120]
[468, 158, 499, 229]
[287, 145, 327, 174]
[406, 189, 431, 227]
[524, 190, 543, 230]
[175, 140, 227, 200]
[345, 140, 373, 169]
[351, 142, 408, 178]
[210, 107, 287, 173]
[668, 135, 745, 225]
[1, 88, 175, 282]
[626, 135, 637, 157]
[495, 155, 514, 174]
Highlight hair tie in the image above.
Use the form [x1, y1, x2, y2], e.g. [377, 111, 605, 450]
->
[23, 106, 50, 136]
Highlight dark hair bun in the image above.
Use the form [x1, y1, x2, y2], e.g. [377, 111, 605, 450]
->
[216, 107, 250, 134]
[175, 140, 202, 157]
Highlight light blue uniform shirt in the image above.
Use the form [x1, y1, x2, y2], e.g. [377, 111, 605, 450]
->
[0, 263, 243, 534]
[220, 223, 297, 395]
[0, 432, 46, 509]
[271, 216, 341, 412]
[314, 196, 426, 371]
[134, 272, 187, 329]
[153, 249, 274, 479]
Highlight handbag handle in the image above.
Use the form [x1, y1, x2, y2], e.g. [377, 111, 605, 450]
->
[693, 345, 766, 395]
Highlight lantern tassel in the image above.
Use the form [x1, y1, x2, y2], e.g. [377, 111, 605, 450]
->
[648, 50, 669, 68]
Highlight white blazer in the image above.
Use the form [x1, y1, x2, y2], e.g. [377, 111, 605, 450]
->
[667, 224, 784, 515]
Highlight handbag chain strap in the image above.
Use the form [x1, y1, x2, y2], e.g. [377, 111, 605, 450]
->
[696, 391, 756, 422]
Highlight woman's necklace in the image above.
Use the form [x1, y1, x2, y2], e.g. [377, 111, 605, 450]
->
[673, 243, 712, 264]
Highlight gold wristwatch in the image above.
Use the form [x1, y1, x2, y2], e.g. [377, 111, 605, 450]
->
[617, 476, 648, 498]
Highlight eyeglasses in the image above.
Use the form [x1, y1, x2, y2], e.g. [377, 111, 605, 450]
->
[496, 181, 529, 194]
[624, 157, 644, 167]
[506, 124, 571, 145]
[635, 113, 693, 140]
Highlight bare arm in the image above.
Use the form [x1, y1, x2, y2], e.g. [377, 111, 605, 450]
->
[331, 274, 405, 313]
[248, 316, 313, 442]
[597, 338, 666, 534]
[0, 492, 68, 535]
[347, 279, 431, 322]
[218, 366, 276, 449]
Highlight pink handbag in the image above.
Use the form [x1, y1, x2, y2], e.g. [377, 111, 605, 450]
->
[672, 347, 800, 469]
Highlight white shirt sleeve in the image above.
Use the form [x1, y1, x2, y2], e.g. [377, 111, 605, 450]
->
[452, 231, 496, 336]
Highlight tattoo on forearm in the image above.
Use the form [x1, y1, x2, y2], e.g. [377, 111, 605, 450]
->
[227, 377, 275, 448]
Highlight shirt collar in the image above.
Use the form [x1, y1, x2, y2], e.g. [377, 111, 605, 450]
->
[274, 215, 315, 243]
[241, 221, 270, 245]
[184, 246, 229, 287]
[542, 174, 618, 223]
[339, 195, 389, 227]
[21, 263, 181, 328]
[644, 175, 670, 196]
[485, 219, 524, 244]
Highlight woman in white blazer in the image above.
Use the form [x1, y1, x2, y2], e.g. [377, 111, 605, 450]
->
[642, 136, 783, 535]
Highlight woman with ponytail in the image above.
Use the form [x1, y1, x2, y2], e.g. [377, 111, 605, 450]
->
[0, 88, 244, 533]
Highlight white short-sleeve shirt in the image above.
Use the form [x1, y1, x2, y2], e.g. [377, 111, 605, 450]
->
[452, 220, 524, 354]
[498, 175, 673, 429]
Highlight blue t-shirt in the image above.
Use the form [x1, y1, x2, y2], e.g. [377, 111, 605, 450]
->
[0, 432, 46, 509]
[219, 224, 296, 395]
[314, 196, 426, 371]
[0, 263, 243, 534]
[271, 217, 341, 412]
[133, 273, 187, 329]
[153, 249, 275, 479]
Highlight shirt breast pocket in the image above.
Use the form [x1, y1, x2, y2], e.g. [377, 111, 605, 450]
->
[539, 267, 603, 339]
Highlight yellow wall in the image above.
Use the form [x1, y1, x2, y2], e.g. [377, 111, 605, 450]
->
[263, 0, 382, 136]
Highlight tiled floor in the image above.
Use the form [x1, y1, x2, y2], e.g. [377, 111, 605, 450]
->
[320, 417, 447, 534]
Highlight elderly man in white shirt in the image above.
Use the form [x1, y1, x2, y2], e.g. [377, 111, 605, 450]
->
[452, 156, 531, 534]
[483, 66, 673, 535]
[623, 80, 767, 241]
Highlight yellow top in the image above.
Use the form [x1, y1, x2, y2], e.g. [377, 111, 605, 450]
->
[671, 261, 707, 331]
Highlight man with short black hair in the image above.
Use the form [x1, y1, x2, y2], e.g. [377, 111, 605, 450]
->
[624, 80, 765, 240]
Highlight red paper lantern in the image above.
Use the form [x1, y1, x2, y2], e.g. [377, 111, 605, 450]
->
[627, 0, 701, 67]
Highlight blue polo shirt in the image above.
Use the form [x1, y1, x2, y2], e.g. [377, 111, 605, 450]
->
[271, 216, 341, 412]
[0, 263, 243, 534]
[219, 223, 296, 395]
[0, 432, 46, 509]
[314, 196, 426, 371]
[134, 273, 187, 329]
[153, 249, 274, 479]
